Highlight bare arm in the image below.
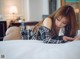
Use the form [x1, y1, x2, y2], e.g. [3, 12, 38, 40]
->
[43, 17, 52, 30]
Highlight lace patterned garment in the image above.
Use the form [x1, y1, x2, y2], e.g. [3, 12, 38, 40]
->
[21, 26, 68, 44]
[35, 26, 68, 44]
[21, 29, 33, 40]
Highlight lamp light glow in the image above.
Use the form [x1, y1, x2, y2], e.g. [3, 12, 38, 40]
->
[9, 6, 18, 14]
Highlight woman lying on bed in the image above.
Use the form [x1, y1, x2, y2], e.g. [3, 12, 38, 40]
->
[21, 5, 80, 44]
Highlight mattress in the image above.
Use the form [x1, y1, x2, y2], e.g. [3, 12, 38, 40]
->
[0, 40, 80, 59]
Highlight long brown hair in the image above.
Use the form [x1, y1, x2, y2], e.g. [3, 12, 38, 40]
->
[50, 5, 78, 36]
[33, 5, 78, 36]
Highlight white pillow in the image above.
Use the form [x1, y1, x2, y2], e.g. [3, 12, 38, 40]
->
[77, 30, 80, 36]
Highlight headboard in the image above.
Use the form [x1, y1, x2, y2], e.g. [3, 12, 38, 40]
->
[8, 21, 39, 29]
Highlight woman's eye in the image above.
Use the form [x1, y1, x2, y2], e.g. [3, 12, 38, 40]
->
[63, 22, 67, 24]
[57, 18, 60, 21]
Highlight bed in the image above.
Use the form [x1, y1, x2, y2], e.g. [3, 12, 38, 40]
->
[1, 21, 80, 59]
[0, 40, 80, 59]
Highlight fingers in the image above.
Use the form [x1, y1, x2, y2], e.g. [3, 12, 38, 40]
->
[67, 37, 74, 40]
[63, 36, 74, 41]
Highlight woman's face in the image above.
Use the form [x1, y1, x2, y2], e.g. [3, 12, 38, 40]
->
[55, 16, 68, 28]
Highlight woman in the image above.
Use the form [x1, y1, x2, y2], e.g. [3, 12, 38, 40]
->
[22, 5, 78, 44]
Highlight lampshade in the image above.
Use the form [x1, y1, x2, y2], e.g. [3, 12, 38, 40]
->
[9, 6, 18, 14]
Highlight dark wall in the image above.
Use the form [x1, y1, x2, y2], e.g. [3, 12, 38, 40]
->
[0, 21, 7, 41]
[49, 0, 57, 14]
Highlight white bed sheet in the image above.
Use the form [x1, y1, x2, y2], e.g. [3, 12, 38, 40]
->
[0, 40, 80, 59]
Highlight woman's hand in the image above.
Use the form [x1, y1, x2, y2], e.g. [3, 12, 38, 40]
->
[63, 36, 74, 41]
[74, 36, 80, 40]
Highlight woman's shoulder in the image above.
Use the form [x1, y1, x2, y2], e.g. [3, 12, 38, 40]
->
[42, 17, 52, 29]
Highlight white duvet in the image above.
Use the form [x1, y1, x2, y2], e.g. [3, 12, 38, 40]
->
[0, 40, 80, 59]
